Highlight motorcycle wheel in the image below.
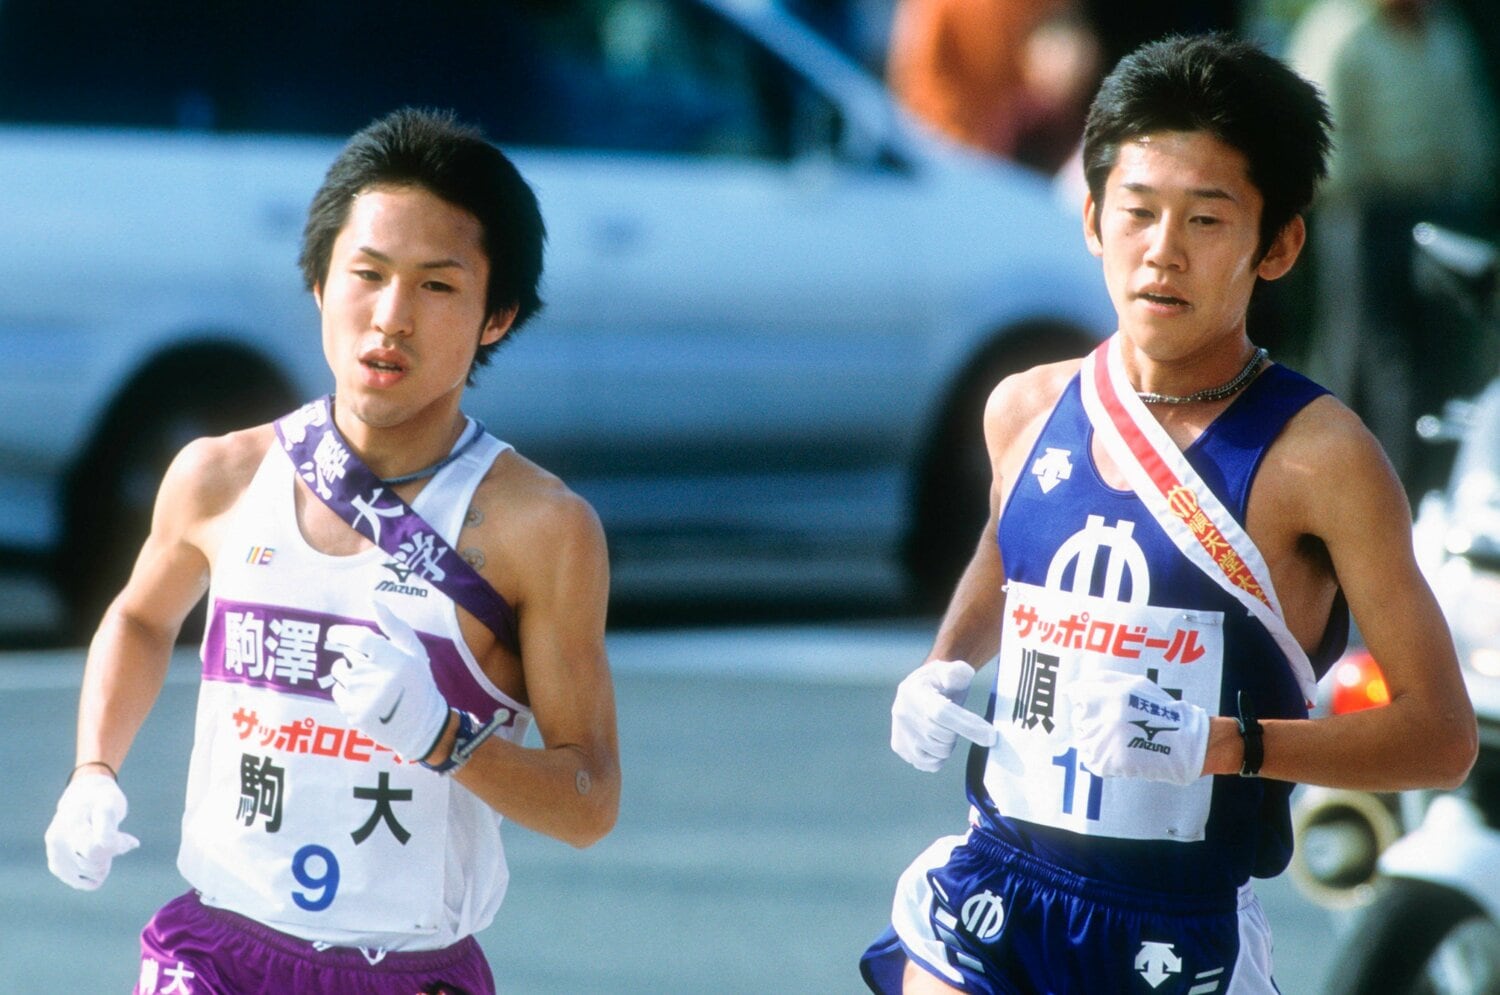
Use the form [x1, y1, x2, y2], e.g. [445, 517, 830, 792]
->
[1323, 877, 1500, 995]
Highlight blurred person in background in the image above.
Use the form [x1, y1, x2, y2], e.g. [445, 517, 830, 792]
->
[1013, 9, 1105, 174]
[885, 0, 1097, 167]
[862, 33, 1475, 993]
[1289, 0, 1499, 497]
[42, 108, 619, 995]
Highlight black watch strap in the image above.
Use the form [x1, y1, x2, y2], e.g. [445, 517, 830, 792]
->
[1236, 690, 1263, 778]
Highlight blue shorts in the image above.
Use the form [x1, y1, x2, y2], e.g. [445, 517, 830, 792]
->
[861, 829, 1279, 994]
[135, 891, 495, 995]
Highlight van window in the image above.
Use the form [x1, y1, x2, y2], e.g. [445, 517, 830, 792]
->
[0, 0, 828, 159]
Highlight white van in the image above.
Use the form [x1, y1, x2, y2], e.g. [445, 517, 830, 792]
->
[0, 0, 1112, 636]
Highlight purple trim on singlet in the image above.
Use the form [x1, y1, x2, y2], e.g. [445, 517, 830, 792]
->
[274, 396, 520, 656]
[203, 597, 516, 723]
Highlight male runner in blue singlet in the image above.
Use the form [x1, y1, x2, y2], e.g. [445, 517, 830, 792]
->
[863, 33, 1477, 994]
[44, 108, 619, 994]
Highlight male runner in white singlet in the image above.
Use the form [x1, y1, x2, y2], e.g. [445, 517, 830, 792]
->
[863, 34, 1477, 994]
[44, 108, 619, 995]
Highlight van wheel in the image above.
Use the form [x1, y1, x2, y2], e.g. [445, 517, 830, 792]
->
[1324, 877, 1500, 995]
[55, 376, 288, 642]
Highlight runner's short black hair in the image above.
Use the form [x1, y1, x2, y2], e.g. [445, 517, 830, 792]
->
[300, 107, 546, 381]
[1082, 33, 1331, 259]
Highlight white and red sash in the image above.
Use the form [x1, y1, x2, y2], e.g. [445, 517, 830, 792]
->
[1078, 335, 1318, 707]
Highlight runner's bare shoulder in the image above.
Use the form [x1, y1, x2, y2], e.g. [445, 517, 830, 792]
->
[1265, 392, 1385, 486]
[464, 446, 608, 604]
[987, 358, 1084, 446]
[161, 422, 278, 524]
[1255, 389, 1402, 533]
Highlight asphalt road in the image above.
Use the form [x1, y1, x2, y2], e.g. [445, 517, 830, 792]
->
[1, 624, 1341, 992]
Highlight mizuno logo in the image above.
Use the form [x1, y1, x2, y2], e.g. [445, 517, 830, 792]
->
[1129, 719, 1175, 742]
[376, 561, 427, 597]
[382, 561, 416, 583]
[1128, 736, 1172, 754]
[374, 579, 428, 598]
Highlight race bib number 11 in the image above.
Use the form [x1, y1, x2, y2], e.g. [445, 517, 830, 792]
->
[985, 581, 1224, 842]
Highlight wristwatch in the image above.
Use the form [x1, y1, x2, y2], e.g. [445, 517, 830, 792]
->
[420, 709, 507, 775]
[1236, 690, 1263, 778]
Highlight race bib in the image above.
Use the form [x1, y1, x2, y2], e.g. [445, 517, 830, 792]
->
[985, 580, 1224, 842]
[181, 662, 453, 934]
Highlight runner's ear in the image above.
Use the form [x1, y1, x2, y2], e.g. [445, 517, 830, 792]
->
[480, 304, 517, 347]
[1256, 215, 1306, 282]
[1082, 190, 1104, 258]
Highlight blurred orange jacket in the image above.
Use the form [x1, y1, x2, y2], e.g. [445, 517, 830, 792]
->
[887, 0, 1066, 157]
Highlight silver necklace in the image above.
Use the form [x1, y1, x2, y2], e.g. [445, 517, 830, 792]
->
[381, 419, 487, 485]
[1135, 347, 1268, 405]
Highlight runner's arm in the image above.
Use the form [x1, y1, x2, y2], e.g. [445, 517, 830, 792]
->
[927, 504, 1007, 670]
[74, 438, 224, 776]
[1201, 408, 1476, 788]
[448, 489, 620, 848]
[925, 367, 1067, 669]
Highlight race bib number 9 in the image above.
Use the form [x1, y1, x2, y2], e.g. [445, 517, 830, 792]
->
[179, 681, 451, 935]
[985, 581, 1224, 842]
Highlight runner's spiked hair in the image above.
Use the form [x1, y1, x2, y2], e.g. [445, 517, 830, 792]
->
[1081, 33, 1332, 261]
[299, 107, 546, 383]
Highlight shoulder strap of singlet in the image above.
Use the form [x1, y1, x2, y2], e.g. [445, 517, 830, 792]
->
[1188, 362, 1331, 519]
[273, 396, 521, 656]
[1192, 365, 1349, 677]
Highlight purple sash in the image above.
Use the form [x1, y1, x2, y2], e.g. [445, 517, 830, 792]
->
[273, 396, 520, 656]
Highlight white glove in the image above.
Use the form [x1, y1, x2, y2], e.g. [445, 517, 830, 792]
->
[891, 660, 998, 772]
[45, 772, 140, 891]
[325, 601, 450, 763]
[1071, 670, 1210, 786]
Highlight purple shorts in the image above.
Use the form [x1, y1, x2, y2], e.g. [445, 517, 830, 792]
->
[134, 891, 495, 995]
